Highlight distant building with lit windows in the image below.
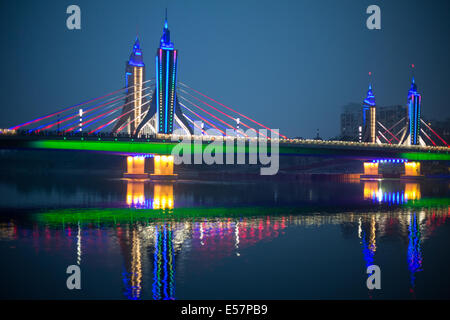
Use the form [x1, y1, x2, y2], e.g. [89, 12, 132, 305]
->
[340, 104, 406, 141]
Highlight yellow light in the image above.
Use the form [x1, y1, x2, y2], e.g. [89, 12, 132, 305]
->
[404, 162, 421, 176]
[363, 162, 379, 175]
[364, 181, 379, 200]
[405, 183, 421, 200]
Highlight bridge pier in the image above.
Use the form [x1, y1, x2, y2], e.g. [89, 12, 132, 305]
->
[124, 156, 147, 179]
[360, 162, 382, 180]
[150, 155, 177, 180]
[124, 155, 177, 180]
[401, 162, 423, 180]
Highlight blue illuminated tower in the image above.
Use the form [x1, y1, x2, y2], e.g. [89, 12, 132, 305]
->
[362, 84, 376, 143]
[407, 78, 421, 145]
[400, 77, 422, 145]
[156, 11, 177, 133]
[135, 11, 192, 135]
[113, 37, 147, 134]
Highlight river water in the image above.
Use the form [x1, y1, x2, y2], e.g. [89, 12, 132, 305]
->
[0, 174, 449, 299]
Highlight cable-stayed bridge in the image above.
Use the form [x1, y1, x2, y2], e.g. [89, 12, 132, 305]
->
[0, 12, 449, 179]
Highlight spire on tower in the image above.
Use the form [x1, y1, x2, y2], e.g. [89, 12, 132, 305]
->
[362, 72, 377, 143]
[363, 71, 376, 106]
[134, 36, 140, 50]
[164, 8, 168, 29]
[160, 9, 174, 49]
[409, 64, 417, 95]
[364, 85, 376, 107]
[129, 36, 144, 67]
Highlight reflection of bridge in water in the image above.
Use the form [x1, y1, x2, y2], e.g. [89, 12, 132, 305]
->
[1, 178, 448, 299]
[363, 181, 421, 204]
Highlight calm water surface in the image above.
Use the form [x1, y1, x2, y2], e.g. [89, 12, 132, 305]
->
[0, 174, 449, 299]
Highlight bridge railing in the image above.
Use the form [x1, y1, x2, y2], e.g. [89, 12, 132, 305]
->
[1, 129, 448, 153]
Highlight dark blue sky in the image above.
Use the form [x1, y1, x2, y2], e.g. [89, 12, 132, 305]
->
[1, 0, 449, 138]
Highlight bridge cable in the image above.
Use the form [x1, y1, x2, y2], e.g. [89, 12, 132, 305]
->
[180, 103, 230, 133]
[9, 79, 154, 130]
[421, 129, 437, 146]
[37, 86, 153, 133]
[89, 95, 154, 134]
[179, 102, 227, 136]
[378, 130, 392, 144]
[421, 119, 448, 147]
[64, 89, 154, 133]
[178, 82, 288, 139]
[377, 121, 400, 142]
[179, 92, 264, 138]
[178, 90, 259, 138]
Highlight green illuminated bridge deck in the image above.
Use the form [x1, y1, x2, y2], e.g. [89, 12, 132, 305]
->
[0, 135, 449, 161]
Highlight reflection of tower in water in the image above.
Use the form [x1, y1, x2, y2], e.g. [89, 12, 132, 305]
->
[117, 226, 143, 300]
[152, 224, 176, 300]
[121, 179, 176, 299]
[357, 207, 425, 295]
[407, 212, 423, 293]
[359, 215, 377, 267]
[118, 223, 178, 300]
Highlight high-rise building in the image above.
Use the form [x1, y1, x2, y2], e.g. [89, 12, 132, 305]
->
[399, 77, 423, 145]
[362, 84, 376, 143]
[113, 38, 147, 134]
[135, 11, 192, 136]
[340, 103, 362, 141]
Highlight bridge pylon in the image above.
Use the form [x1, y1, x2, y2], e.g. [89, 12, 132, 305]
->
[361, 77, 377, 144]
[399, 77, 426, 146]
[135, 11, 192, 137]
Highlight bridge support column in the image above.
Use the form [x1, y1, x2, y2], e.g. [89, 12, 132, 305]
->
[401, 162, 423, 180]
[360, 162, 382, 180]
[150, 155, 177, 180]
[124, 156, 148, 179]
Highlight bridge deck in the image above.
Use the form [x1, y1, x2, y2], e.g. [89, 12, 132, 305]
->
[0, 135, 449, 161]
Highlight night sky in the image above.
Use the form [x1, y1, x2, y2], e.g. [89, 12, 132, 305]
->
[1, 0, 449, 138]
